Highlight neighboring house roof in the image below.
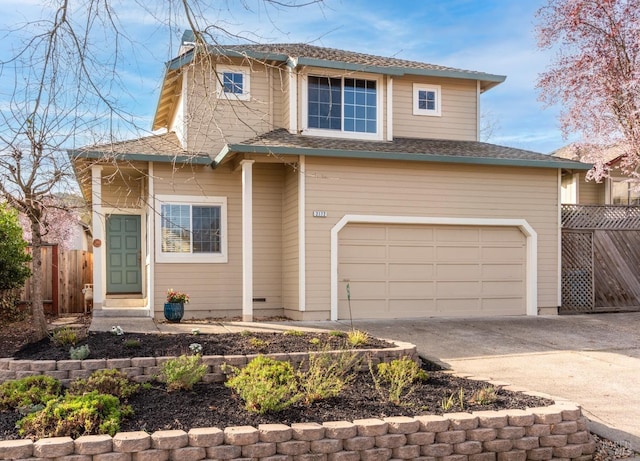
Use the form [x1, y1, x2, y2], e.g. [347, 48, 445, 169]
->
[153, 40, 506, 130]
[68, 132, 210, 165]
[217, 129, 592, 171]
[551, 143, 625, 165]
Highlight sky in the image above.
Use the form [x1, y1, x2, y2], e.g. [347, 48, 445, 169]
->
[0, 0, 574, 154]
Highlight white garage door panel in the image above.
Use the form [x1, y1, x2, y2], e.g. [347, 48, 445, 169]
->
[338, 223, 526, 319]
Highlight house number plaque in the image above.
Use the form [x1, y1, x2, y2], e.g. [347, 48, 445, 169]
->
[313, 211, 327, 218]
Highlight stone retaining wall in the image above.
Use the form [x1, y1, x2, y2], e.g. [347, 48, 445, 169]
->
[0, 341, 419, 386]
[0, 405, 595, 461]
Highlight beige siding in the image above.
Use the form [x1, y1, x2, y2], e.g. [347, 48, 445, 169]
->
[303, 157, 560, 318]
[152, 162, 243, 318]
[253, 164, 284, 312]
[282, 165, 299, 311]
[578, 171, 605, 204]
[101, 170, 144, 209]
[393, 76, 478, 141]
[185, 60, 275, 154]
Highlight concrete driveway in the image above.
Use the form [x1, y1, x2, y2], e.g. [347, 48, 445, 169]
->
[292, 313, 640, 450]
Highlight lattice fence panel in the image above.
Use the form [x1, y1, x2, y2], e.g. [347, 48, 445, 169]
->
[562, 204, 640, 229]
[561, 230, 594, 312]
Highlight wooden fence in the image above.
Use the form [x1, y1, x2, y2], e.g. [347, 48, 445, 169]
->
[561, 205, 640, 313]
[20, 245, 93, 315]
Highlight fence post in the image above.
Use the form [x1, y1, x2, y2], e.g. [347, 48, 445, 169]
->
[52, 244, 59, 316]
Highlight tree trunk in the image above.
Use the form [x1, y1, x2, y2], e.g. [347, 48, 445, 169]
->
[30, 220, 48, 340]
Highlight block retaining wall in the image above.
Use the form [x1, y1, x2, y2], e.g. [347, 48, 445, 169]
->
[0, 341, 596, 460]
[0, 341, 419, 386]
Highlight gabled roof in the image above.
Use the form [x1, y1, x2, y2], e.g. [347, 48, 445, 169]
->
[153, 40, 506, 130]
[216, 129, 592, 170]
[68, 132, 210, 165]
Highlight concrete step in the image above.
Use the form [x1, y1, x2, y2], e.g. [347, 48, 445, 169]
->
[93, 307, 151, 318]
[102, 298, 147, 308]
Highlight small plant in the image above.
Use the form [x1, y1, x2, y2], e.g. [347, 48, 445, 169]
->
[166, 288, 189, 304]
[189, 343, 203, 354]
[239, 330, 252, 337]
[51, 327, 79, 346]
[17, 391, 131, 439]
[110, 325, 124, 336]
[191, 328, 200, 335]
[0, 375, 62, 411]
[347, 329, 369, 347]
[441, 392, 456, 412]
[375, 357, 429, 405]
[124, 339, 141, 348]
[283, 329, 304, 337]
[298, 350, 359, 404]
[308, 337, 321, 346]
[69, 369, 139, 399]
[248, 337, 269, 349]
[329, 330, 346, 337]
[161, 354, 207, 391]
[70, 344, 90, 360]
[458, 388, 465, 410]
[225, 355, 299, 414]
[469, 386, 498, 405]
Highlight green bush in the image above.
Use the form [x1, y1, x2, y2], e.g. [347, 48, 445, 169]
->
[161, 354, 207, 391]
[0, 289, 27, 324]
[225, 355, 299, 414]
[0, 204, 31, 292]
[17, 391, 130, 439]
[69, 369, 139, 399]
[375, 356, 428, 405]
[69, 344, 90, 360]
[347, 329, 369, 347]
[298, 351, 359, 404]
[51, 326, 80, 346]
[0, 375, 62, 411]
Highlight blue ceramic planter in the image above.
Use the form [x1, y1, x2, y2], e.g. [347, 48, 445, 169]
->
[164, 302, 184, 323]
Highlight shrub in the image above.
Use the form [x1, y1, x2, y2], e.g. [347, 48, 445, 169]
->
[347, 329, 369, 347]
[374, 356, 428, 405]
[124, 339, 141, 348]
[248, 337, 269, 349]
[69, 344, 90, 360]
[69, 369, 139, 399]
[469, 386, 498, 405]
[283, 330, 304, 337]
[298, 351, 359, 404]
[0, 288, 27, 324]
[0, 204, 31, 292]
[161, 354, 207, 391]
[51, 326, 80, 346]
[329, 330, 346, 337]
[17, 391, 130, 438]
[225, 355, 299, 414]
[0, 375, 61, 411]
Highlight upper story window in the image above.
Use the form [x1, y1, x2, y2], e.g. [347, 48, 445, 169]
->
[413, 83, 441, 117]
[156, 195, 228, 263]
[611, 180, 640, 205]
[216, 65, 250, 101]
[304, 74, 382, 140]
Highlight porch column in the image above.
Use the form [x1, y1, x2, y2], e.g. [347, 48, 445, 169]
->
[91, 165, 104, 310]
[241, 160, 255, 322]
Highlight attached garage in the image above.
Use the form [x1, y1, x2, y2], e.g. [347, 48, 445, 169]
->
[336, 221, 528, 319]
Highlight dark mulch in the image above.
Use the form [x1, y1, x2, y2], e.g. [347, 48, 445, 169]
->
[0, 316, 554, 442]
[12, 331, 394, 360]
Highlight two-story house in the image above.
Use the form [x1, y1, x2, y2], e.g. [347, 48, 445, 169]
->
[70, 32, 589, 321]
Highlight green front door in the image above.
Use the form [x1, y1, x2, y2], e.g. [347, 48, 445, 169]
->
[106, 214, 142, 294]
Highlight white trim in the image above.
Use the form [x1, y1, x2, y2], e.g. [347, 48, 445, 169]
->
[476, 81, 481, 141]
[91, 166, 104, 308]
[604, 176, 611, 204]
[216, 64, 251, 101]
[154, 194, 228, 264]
[386, 76, 393, 141]
[103, 208, 146, 296]
[300, 73, 384, 141]
[298, 155, 306, 311]
[288, 66, 298, 133]
[148, 162, 155, 318]
[412, 83, 442, 117]
[330, 215, 538, 320]
[557, 170, 562, 308]
[241, 160, 255, 322]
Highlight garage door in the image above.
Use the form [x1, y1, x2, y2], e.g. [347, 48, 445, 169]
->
[338, 224, 526, 319]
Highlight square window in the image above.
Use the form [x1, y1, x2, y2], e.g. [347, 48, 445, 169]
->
[413, 84, 441, 116]
[217, 66, 250, 101]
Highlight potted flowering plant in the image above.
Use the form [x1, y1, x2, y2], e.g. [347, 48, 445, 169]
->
[164, 289, 189, 322]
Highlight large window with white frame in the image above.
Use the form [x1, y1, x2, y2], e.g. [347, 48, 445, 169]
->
[611, 179, 640, 205]
[216, 65, 250, 101]
[413, 83, 441, 116]
[155, 195, 227, 263]
[304, 74, 382, 139]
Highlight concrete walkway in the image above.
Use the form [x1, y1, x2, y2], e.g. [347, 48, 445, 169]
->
[89, 313, 640, 452]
